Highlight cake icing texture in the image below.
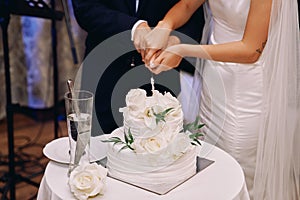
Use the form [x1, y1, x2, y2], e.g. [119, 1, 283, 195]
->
[105, 88, 198, 194]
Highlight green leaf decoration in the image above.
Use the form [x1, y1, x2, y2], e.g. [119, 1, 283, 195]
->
[102, 114, 205, 151]
[128, 129, 134, 143]
[153, 107, 174, 125]
[101, 128, 135, 152]
[182, 116, 205, 146]
[124, 132, 129, 144]
[101, 137, 124, 146]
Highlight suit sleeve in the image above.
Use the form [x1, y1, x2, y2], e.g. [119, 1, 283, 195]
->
[71, 0, 139, 41]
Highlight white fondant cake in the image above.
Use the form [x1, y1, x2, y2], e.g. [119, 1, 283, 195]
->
[106, 88, 197, 194]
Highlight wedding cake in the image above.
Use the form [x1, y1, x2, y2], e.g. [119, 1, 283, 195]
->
[105, 87, 198, 194]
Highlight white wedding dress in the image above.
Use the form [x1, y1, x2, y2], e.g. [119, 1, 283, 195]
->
[199, 0, 263, 197]
[186, 0, 299, 199]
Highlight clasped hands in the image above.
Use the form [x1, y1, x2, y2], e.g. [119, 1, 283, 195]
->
[133, 21, 183, 74]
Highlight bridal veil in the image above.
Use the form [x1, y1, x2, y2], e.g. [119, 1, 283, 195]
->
[253, 0, 299, 199]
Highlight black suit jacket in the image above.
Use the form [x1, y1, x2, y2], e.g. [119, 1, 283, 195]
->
[72, 0, 204, 55]
[71, 0, 204, 134]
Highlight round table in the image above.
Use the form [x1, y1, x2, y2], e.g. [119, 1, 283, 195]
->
[37, 137, 250, 200]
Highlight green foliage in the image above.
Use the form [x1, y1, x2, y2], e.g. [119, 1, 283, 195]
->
[152, 107, 174, 124]
[101, 129, 135, 151]
[181, 116, 205, 146]
[102, 115, 205, 152]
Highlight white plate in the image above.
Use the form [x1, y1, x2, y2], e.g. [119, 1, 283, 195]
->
[43, 136, 108, 164]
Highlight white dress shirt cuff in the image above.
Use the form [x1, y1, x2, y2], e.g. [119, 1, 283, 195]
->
[131, 20, 148, 41]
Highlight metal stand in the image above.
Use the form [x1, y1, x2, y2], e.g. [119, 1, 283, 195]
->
[0, 0, 64, 199]
[50, 0, 60, 139]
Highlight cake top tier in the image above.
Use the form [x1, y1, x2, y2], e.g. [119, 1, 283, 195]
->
[119, 88, 184, 153]
[103, 86, 204, 155]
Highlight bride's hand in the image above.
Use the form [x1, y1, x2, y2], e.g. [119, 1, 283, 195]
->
[147, 45, 183, 74]
[143, 21, 172, 65]
[144, 35, 180, 65]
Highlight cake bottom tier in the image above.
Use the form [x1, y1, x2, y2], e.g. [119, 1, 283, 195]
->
[107, 142, 197, 194]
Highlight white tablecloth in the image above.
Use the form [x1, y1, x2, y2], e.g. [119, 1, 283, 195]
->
[38, 137, 250, 200]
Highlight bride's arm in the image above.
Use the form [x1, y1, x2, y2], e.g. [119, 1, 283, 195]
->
[187, 0, 272, 63]
[143, 0, 204, 63]
[157, 0, 205, 30]
[150, 0, 272, 73]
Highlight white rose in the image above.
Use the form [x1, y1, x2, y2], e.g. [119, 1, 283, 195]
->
[125, 89, 146, 115]
[132, 138, 145, 153]
[151, 104, 164, 114]
[143, 107, 157, 130]
[168, 133, 190, 158]
[150, 90, 164, 106]
[142, 135, 168, 153]
[69, 163, 108, 200]
[163, 92, 179, 106]
[161, 92, 181, 114]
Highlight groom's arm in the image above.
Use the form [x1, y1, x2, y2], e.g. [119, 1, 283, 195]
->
[71, 0, 139, 42]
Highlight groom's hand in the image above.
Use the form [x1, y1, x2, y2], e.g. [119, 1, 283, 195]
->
[133, 22, 151, 60]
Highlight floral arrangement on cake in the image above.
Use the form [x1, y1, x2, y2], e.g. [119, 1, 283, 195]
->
[103, 88, 204, 154]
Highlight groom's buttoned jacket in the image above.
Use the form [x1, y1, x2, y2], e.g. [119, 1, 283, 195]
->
[71, 0, 204, 134]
